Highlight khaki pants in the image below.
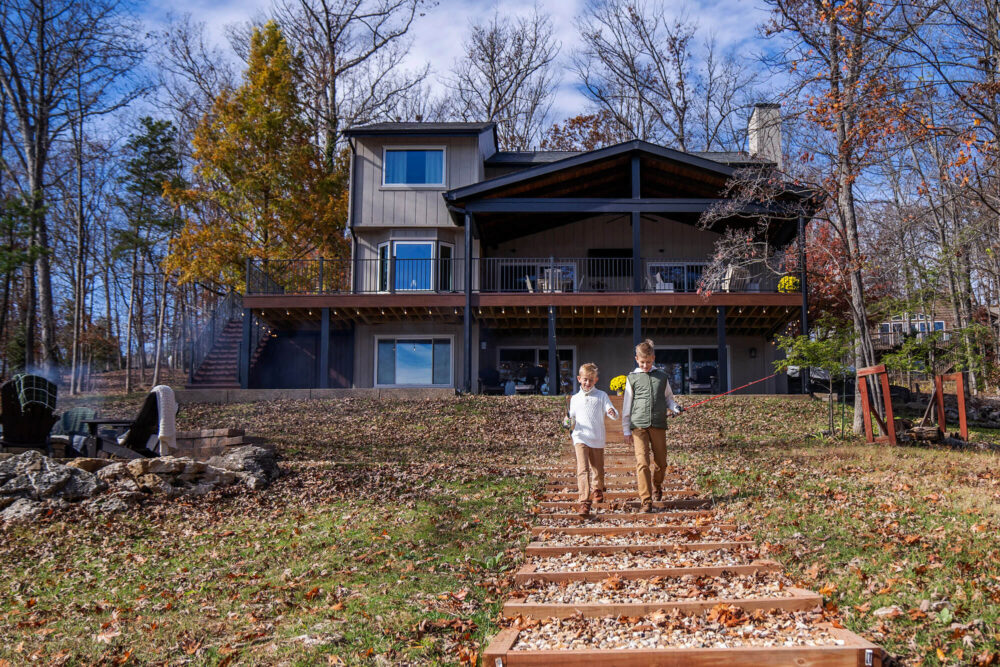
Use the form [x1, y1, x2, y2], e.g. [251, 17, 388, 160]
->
[574, 443, 605, 502]
[632, 427, 666, 503]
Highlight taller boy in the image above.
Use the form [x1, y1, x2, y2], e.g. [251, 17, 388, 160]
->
[622, 339, 683, 513]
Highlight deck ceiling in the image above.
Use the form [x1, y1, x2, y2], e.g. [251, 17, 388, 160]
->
[250, 303, 799, 337]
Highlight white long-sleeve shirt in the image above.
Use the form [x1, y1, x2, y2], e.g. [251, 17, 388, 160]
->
[622, 366, 681, 436]
[569, 387, 618, 448]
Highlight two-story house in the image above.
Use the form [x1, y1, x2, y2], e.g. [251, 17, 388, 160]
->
[190, 104, 813, 395]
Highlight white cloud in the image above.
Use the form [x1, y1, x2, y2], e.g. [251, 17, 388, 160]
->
[143, 0, 775, 124]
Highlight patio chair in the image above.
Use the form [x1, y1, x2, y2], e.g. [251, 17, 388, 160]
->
[0, 374, 59, 455]
[721, 265, 750, 292]
[94, 385, 178, 459]
[50, 406, 97, 457]
[524, 275, 535, 293]
[654, 272, 674, 293]
[478, 368, 504, 395]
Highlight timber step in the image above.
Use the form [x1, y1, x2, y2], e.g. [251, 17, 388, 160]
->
[538, 499, 713, 510]
[525, 540, 752, 557]
[512, 560, 783, 584]
[502, 588, 823, 619]
[530, 524, 737, 536]
[542, 490, 702, 500]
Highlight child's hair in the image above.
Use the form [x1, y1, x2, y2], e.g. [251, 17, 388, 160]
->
[635, 339, 655, 358]
[578, 362, 599, 378]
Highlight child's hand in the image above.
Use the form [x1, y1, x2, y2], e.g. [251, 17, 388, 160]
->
[624, 434, 633, 446]
[607, 407, 619, 419]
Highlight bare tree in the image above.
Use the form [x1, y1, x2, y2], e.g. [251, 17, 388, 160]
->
[444, 7, 560, 150]
[573, 0, 761, 151]
[228, 0, 429, 169]
[0, 0, 145, 374]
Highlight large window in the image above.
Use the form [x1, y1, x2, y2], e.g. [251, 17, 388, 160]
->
[377, 241, 453, 292]
[376, 337, 452, 386]
[383, 148, 445, 186]
[496, 347, 575, 393]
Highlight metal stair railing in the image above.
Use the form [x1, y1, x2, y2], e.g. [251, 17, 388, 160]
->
[189, 291, 243, 384]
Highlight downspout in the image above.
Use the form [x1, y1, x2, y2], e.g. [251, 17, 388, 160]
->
[348, 137, 358, 293]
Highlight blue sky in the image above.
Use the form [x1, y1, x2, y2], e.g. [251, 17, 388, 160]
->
[141, 0, 775, 123]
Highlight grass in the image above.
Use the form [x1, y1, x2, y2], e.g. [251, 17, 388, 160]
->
[4, 393, 1000, 665]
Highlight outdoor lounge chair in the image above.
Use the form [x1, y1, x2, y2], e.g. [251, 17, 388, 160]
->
[0, 374, 59, 454]
[50, 406, 97, 457]
[94, 385, 178, 459]
[479, 368, 505, 395]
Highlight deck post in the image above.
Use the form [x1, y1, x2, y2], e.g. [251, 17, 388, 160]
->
[319, 307, 330, 388]
[799, 213, 810, 393]
[240, 308, 251, 389]
[548, 306, 558, 396]
[464, 213, 473, 393]
[631, 154, 642, 345]
[717, 306, 728, 393]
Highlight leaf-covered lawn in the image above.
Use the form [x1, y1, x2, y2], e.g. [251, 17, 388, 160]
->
[4, 394, 999, 665]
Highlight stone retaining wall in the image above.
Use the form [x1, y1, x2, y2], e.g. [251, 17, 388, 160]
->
[175, 387, 456, 404]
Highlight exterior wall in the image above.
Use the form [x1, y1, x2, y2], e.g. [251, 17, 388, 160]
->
[480, 330, 785, 395]
[353, 321, 475, 389]
[353, 135, 481, 228]
[490, 215, 720, 261]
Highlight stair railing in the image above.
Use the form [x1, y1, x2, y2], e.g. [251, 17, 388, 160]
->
[189, 291, 243, 383]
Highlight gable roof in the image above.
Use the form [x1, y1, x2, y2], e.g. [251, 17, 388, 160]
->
[445, 139, 737, 204]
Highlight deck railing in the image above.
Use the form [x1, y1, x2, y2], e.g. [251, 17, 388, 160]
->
[246, 257, 786, 295]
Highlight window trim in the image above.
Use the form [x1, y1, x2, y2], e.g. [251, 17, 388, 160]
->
[374, 334, 455, 388]
[375, 239, 441, 293]
[381, 145, 447, 189]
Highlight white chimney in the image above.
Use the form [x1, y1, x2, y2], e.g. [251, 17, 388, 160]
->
[748, 103, 782, 170]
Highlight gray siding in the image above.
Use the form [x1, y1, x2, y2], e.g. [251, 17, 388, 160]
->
[354, 321, 476, 389]
[353, 136, 481, 228]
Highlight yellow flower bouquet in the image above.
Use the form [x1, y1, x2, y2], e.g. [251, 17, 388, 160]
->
[778, 275, 801, 293]
[609, 374, 628, 395]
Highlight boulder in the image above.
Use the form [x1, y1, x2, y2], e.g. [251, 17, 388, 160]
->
[0, 498, 46, 522]
[66, 458, 114, 474]
[0, 451, 105, 502]
[85, 491, 145, 515]
[207, 446, 278, 489]
[136, 473, 174, 495]
[146, 457, 187, 475]
[96, 462, 140, 493]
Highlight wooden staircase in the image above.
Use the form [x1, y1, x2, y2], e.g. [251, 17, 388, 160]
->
[187, 319, 269, 388]
[482, 395, 887, 665]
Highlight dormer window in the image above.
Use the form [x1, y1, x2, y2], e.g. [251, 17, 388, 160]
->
[383, 147, 445, 186]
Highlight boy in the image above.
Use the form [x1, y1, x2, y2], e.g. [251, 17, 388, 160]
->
[622, 339, 683, 513]
[567, 363, 619, 518]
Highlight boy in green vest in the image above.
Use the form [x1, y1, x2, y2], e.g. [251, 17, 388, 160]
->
[622, 339, 683, 513]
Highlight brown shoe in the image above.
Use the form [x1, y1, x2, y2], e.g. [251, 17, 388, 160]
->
[591, 489, 604, 503]
[639, 501, 653, 514]
[576, 502, 591, 518]
[652, 488, 662, 502]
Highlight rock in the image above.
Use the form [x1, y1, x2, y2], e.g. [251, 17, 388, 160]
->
[96, 462, 140, 492]
[136, 474, 173, 495]
[65, 458, 114, 473]
[126, 459, 151, 477]
[873, 605, 903, 618]
[0, 498, 46, 522]
[146, 457, 188, 475]
[0, 451, 105, 501]
[85, 491, 145, 515]
[207, 446, 279, 489]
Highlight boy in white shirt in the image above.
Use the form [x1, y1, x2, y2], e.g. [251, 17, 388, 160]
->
[567, 363, 619, 517]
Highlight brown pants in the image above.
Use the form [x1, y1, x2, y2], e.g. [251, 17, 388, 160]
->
[574, 443, 605, 502]
[632, 427, 666, 503]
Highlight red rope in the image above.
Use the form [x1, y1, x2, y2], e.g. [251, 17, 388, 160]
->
[684, 372, 779, 410]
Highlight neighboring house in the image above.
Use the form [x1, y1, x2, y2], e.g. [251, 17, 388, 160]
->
[874, 311, 953, 349]
[190, 104, 813, 395]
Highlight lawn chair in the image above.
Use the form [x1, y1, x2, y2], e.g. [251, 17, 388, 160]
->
[50, 406, 97, 457]
[0, 374, 59, 455]
[94, 385, 178, 459]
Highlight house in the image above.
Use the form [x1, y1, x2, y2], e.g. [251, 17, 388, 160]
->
[190, 104, 813, 395]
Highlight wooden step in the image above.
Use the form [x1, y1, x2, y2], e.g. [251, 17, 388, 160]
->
[525, 541, 750, 557]
[538, 499, 713, 511]
[543, 490, 701, 501]
[502, 587, 823, 619]
[531, 524, 736, 536]
[484, 626, 886, 666]
[513, 560, 783, 584]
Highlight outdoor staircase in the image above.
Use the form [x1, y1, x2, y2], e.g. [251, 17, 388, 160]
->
[482, 396, 888, 666]
[187, 319, 243, 388]
[187, 292, 271, 389]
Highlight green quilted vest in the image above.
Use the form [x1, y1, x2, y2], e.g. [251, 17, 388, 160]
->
[628, 369, 669, 430]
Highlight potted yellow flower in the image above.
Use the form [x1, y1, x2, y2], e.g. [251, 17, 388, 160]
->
[609, 374, 628, 396]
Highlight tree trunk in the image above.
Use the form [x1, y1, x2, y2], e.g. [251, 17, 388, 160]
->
[151, 272, 169, 388]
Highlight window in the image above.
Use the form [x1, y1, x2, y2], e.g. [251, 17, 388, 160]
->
[376, 337, 452, 386]
[496, 347, 574, 393]
[383, 148, 445, 186]
[377, 241, 438, 291]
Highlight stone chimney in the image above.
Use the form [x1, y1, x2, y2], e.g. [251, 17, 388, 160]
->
[748, 103, 782, 170]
